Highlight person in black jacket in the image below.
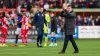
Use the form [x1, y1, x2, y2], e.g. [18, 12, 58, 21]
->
[59, 4, 79, 54]
[49, 12, 57, 46]
[32, 7, 47, 47]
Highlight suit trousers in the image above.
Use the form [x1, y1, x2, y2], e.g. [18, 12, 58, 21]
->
[62, 35, 79, 52]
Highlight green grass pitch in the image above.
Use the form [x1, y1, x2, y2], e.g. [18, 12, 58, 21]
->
[0, 39, 100, 56]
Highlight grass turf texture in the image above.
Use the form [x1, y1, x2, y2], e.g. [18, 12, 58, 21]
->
[0, 39, 100, 56]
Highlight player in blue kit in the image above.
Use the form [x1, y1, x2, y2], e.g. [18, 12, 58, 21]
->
[13, 14, 22, 46]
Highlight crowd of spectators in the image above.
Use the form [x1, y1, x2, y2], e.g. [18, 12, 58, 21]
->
[0, 0, 100, 9]
[75, 15, 100, 26]
[71, 0, 100, 8]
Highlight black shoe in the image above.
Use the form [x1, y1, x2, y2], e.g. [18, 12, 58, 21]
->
[59, 51, 65, 54]
[73, 51, 79, 53]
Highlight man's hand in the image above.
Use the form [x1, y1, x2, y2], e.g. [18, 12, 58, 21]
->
[32, 26, 36, 30]
[63, 3, 67, 10]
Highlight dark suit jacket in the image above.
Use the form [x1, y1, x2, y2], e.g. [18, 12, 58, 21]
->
[61, 10, 76, 35]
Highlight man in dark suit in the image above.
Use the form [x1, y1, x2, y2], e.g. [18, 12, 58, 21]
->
[59, 4, 79, 54]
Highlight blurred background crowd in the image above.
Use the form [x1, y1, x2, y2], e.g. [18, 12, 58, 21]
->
[0, 0, 100, 9]
[0, 0, 100, 27]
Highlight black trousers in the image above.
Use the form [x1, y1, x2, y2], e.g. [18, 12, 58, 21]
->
[37, 28, 43, 45]
[62, 35, 79, 52]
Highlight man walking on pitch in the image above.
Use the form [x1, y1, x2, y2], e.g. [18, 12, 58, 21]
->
[59, 4, 79, 54]
[32, 7, 47, 47]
